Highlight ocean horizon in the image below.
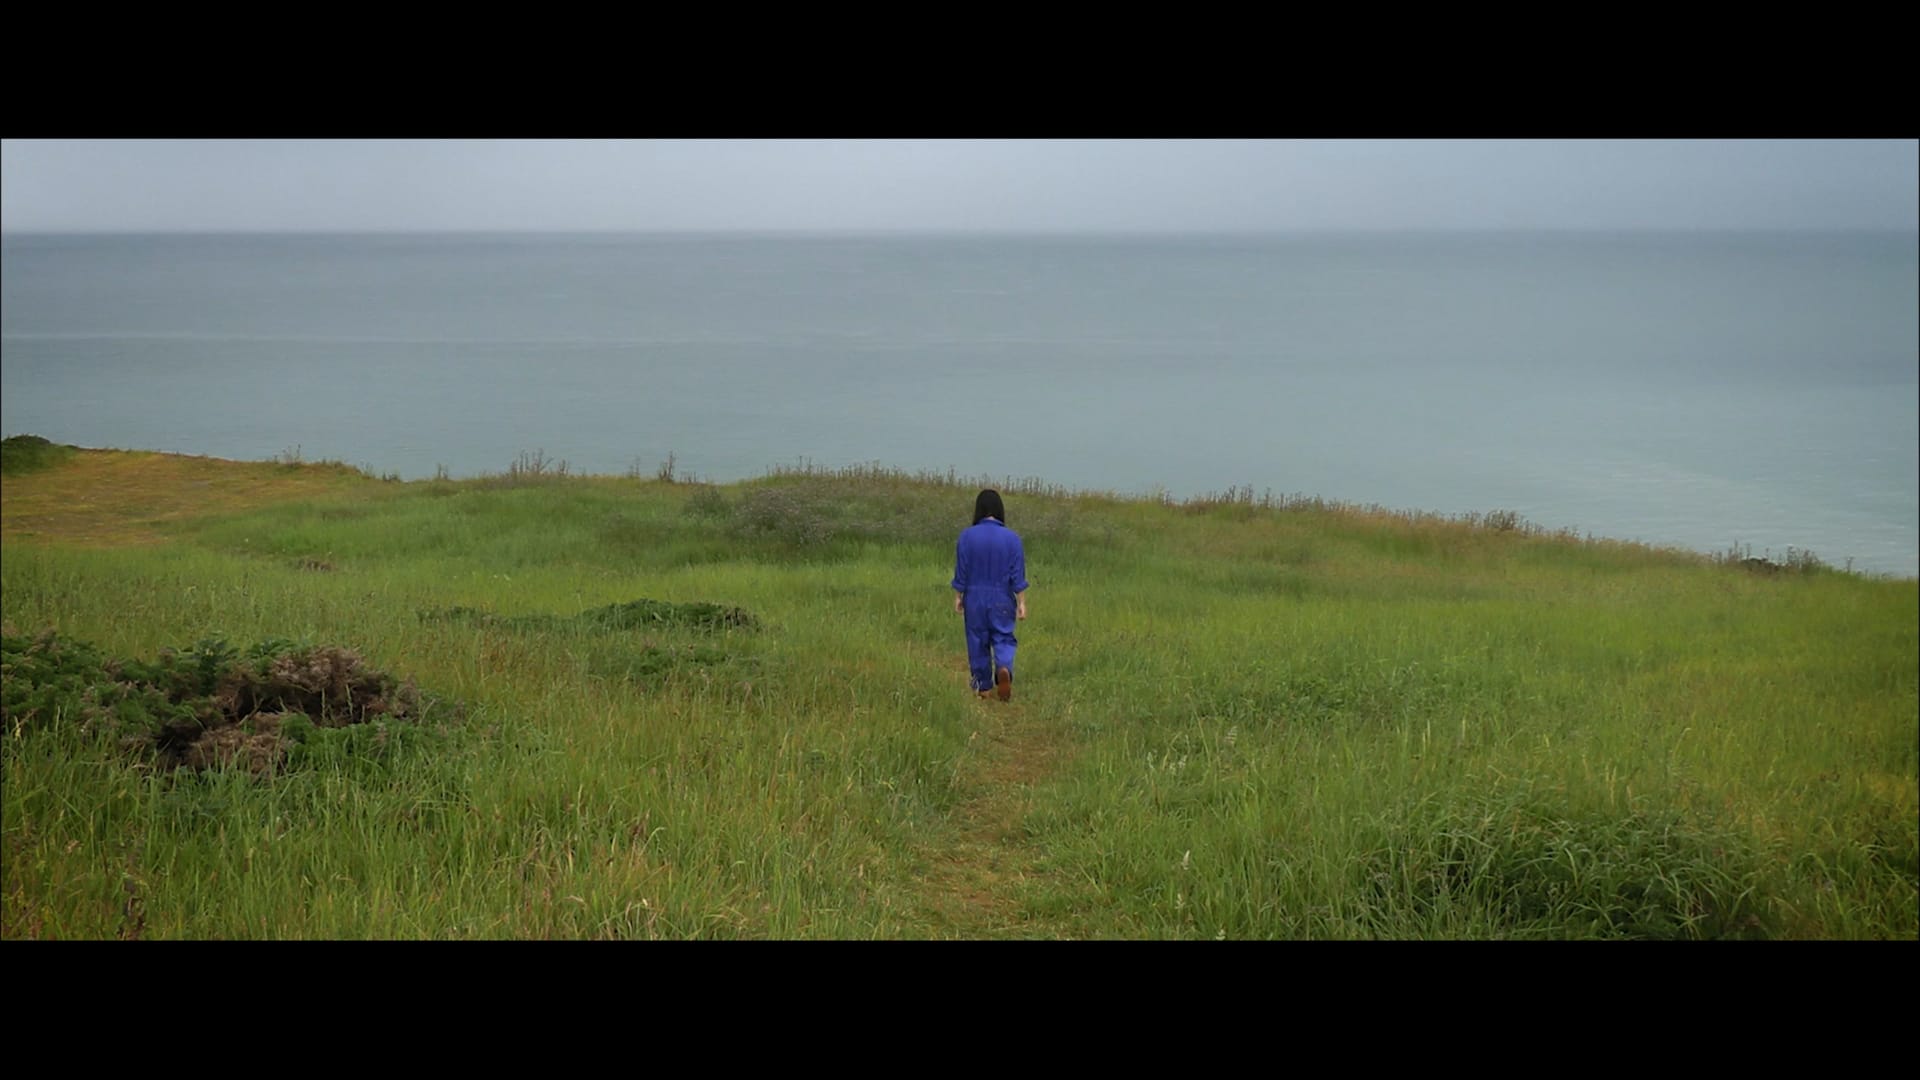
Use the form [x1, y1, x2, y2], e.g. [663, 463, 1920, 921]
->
[4, 229, 1915, 576]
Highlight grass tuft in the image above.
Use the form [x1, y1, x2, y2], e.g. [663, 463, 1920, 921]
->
[1, 435, 78, 476]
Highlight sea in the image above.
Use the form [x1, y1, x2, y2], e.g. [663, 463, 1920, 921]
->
[3, 229, 1915, 577]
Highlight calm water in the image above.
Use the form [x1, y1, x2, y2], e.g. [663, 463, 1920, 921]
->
[3, 231, 1915, 577]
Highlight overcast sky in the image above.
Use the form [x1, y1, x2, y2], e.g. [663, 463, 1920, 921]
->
[2, 139, 1914, 233]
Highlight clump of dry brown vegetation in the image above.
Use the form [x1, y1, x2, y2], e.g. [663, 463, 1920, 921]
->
[2, 628, 460, 776]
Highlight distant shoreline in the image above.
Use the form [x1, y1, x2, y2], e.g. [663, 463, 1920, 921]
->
[7, 229, 1912, 578]
[7, 226, 1920, 241]
[6, 435, 1913, 583]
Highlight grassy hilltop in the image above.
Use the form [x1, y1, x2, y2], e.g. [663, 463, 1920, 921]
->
[2, 436, 1914, 939]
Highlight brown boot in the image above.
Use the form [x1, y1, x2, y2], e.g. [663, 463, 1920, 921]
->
[995, 666, 1012, 702]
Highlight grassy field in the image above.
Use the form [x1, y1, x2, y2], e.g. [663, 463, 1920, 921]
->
[3, 438, 1914, 939]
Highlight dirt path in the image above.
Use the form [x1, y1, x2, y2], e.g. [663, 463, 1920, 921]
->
[908, 650, 1079, 938]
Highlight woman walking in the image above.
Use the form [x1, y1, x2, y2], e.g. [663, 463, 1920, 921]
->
[952, 489, 1028, 700]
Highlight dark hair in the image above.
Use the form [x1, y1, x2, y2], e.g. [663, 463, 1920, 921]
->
[972, 489, 1006, 526]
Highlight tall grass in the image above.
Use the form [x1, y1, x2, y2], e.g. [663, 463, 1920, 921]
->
[3, 449, 1913, 938]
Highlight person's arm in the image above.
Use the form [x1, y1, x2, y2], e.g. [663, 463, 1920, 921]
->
[952, 534, 968, 613]
[1012, 536, 1030, 620]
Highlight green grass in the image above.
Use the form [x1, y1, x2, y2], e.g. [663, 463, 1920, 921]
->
[3, 446, 1914, 938]
[1, 434, 77, 476]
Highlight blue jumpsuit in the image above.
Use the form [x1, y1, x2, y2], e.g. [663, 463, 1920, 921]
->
[952, 518, 1029, 692]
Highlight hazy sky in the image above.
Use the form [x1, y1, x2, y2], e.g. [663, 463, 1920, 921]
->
[2, 139, 1915, 233]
